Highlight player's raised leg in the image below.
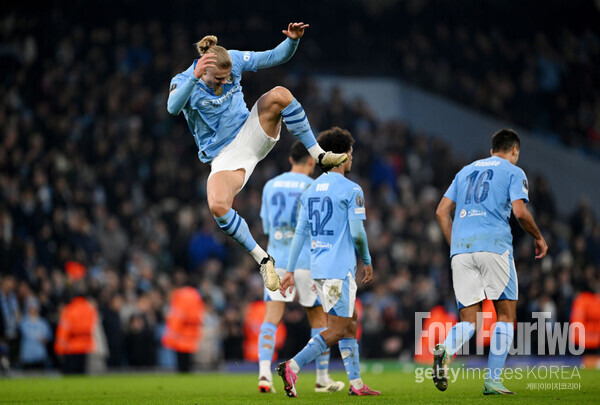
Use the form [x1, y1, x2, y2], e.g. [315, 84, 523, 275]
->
[207, 170, 279, 291]
[257, 87, 348, 170]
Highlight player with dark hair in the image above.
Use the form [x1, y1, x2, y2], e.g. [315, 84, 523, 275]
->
[167, 23, 347, 292]
[257, 141, 344, 394]
[276, 127, 380, 397]
[434, 128, 548, 395]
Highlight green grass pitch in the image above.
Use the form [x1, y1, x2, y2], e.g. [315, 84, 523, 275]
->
[1, 366, 598, 404]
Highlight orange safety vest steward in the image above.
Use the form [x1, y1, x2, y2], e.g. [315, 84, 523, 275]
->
[162, 287, 205, 353]
[54, 297, 98, 355]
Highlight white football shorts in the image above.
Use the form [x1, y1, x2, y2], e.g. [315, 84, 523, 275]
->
[313, 271, 357, 318]
[209, 102, 280, 188]
[451, 249, 518, 309]
[264, 268, 321, 307]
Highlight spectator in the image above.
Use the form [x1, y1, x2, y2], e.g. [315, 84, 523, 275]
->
[125, 313, 155, 368]
[0, 275, 20, 370]
[19, 297, 52, 369]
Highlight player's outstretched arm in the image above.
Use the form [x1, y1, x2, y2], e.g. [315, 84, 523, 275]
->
[436, 197, 455, 246]
[512, 199, 548, 259]
[250, 22, 309, 71]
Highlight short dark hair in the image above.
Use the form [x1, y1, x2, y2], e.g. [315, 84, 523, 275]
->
[289, 141, 311, 164]
[492, 129, 520, 152]
[316, 127, 354, 154]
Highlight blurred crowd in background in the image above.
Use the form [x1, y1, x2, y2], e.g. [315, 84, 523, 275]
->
[1, 0, 599, 372]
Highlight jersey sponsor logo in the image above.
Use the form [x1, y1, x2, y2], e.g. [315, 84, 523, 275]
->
[201, 84, 240, 107]
[467, 209, 487, 218]
[459, 209, 467, 218]
[316, 183, 329, 192]
[475, 160, 500, 167]
[355, 195, 364, 207]
[311, 240, 332, 250]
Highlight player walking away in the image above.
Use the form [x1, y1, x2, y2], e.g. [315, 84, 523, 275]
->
[257, 141, 345, 394]
[167, 23, 347, 293]
[434, 129, 548, 395]
[276, 127, 380, 398]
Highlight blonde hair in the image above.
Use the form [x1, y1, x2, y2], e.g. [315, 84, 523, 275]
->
[195, 35, 232, 69]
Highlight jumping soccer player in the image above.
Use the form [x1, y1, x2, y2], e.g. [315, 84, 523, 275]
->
[167, 23, 347, 292]
[434, 129, 548, 395]
[257, 141, 344, 394]
[276, 127, 380, 398]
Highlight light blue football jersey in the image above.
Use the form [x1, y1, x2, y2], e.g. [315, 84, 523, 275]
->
[261, 172, 314, 270]
[296, 172, 367, 280]
[444, 156, 529, 257]
[169, 39, 298, 163]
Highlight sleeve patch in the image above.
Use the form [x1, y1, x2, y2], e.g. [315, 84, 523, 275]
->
[522, 179, 529, 194]
[170, 83, 177, 92]
[354, 208, 366, 215]
[355, 195, 365, 207]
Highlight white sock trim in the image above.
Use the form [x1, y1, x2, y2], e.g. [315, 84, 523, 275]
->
[259, 360, 272, 380]
[350, 378, 364, 390]
[250, 245, 268, 264]
[316, 368, 328, 385]
[307, 144, 325, 161]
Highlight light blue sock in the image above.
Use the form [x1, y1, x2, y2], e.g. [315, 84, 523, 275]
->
[281, 98, 318, 150]
[292, 333, 327, 370]
[214, 208, 257, 251]
[312, 328, 329, 381]
[339, 338, 361, 381]
[487, 322, 514, 381]
[444, 321, 476, 356]
[258, 322, 277, 362]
